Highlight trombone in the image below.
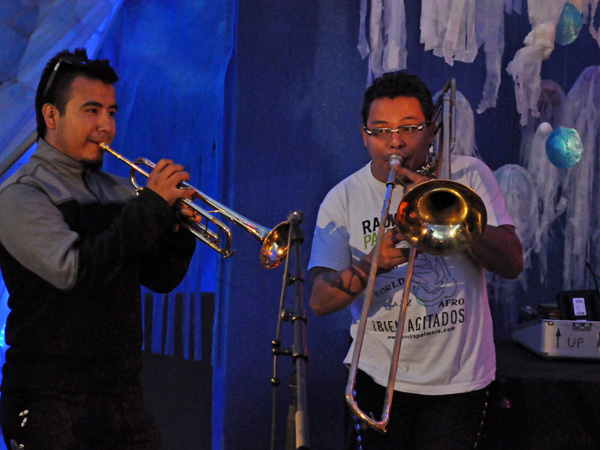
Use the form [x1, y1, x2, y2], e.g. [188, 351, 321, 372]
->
[344, 79, 487, 431]
[99, 143, 290, 269]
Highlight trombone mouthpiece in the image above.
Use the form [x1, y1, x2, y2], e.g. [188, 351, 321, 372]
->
[387, 155, 405, 187]
[389, 155, 403, 167]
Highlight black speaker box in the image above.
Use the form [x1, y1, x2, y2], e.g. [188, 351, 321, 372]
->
[557, 289, 600, 321]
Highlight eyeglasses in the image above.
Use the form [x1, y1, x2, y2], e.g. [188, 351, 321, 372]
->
[363, 122, 430, 141]
[42, 57, 88, 99]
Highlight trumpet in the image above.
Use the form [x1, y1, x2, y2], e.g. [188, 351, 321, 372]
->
[99, 143, 290, 269]
[344, 79, 487, 431]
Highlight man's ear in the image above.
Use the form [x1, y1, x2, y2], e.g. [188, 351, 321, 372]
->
[41, 103, 58, 130]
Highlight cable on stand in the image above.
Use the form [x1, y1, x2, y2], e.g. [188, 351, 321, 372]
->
[270, 210, 309, 450]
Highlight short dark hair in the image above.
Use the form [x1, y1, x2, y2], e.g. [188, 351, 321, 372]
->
[35, 48, 119, 139]
[361, 72, 434, 126]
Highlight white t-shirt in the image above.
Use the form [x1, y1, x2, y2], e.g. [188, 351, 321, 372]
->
[308, 155, 514, 395]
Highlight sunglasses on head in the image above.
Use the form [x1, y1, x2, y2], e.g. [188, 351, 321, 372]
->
[42, 57, 88, 99]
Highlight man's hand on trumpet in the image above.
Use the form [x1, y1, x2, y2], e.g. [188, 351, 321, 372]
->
[175, 200, 202, 225]
[145, 158, 203, 231]
[146, 158, 196, 206]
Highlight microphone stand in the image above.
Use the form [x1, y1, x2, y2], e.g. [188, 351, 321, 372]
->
[270, 211, 309, 450]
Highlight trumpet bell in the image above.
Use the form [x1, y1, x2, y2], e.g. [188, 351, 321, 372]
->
[397, 179, 487, 255]
[260, 221, 290, 269]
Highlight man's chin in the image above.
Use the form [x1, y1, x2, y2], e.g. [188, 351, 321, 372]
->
[81, 157, 103, 172]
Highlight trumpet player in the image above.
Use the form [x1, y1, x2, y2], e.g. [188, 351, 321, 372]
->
[308, 72, 523, 449]
[0, 48, 199, 450]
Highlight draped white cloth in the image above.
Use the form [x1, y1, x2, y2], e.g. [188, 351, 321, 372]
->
[582, 0, 600, 45]
[359, 0, 513, 113]
[0, 0, 123, 176]
[487, 163, 536, 337]
[506, 0, 566, 126]
[433, 89, 480, 158]
[505, 0, 523, 14]
[561, 66, 600, 290]
[475, 0, 506, 113]
[519, 81, 568, 284]
[358, 0, 407, 83]
[527, 123, 567, 280]
[420, 0, 478, 66]
[495, 164, 537, 278]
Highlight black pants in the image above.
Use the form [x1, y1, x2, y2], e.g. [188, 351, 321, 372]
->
[347, 370, 490, 450]
[0, 388, 162, 450]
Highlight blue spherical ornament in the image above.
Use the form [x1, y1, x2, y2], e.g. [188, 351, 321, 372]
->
[556, 3, 583, 46]
[546, 126, 583, 169]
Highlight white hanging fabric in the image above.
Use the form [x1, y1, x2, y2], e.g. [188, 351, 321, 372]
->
[433, 89, 480, 158]
[520, 80, 567, 166]
[494, 165, 537, 275]
[420, 0, 478, 66]
[475, 0, 506, 113]
[505, 0, 524, 14]
[359, 0, 513, 114]
[528, 123, 567, 284]
[452, 90, 481, 158]
[420, 0, 509, 114]
[579, 0, 600, 45]
[487, 164, 536, 337]
[358, 0, 371, 60]
[519, 81, 567, 285]
[505, 0, 566, 126]
[561, 66, 600, 290]
[368, 0, 384, 78]
[383, 0, 407, 73]
[358, 0, 407, 82]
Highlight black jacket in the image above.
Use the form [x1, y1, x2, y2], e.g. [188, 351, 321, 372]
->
[0, 140, 196, 395]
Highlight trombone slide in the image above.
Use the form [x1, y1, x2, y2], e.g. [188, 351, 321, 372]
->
[344, 156, 403, 431]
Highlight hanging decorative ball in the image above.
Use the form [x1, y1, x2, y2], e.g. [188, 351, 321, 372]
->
[538, 121, 553, 135]
[555, 3, 583, 46]
[545, 126, 584, 169]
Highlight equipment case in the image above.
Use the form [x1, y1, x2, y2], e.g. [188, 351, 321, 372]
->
[512, 319, 600, 360]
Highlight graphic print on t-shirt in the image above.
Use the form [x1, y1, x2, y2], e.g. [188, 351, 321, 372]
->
[411, 255, 457, 306]
[363, 242, 467, 343]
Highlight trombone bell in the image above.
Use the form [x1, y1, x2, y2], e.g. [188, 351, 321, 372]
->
[397, 179, 487, 256]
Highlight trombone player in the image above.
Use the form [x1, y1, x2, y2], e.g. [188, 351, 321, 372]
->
[308, 72, 523, 449]
[0, 48, 199, 449]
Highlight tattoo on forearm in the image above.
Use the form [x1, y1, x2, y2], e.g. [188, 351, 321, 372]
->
[320, 260, 371, 296]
